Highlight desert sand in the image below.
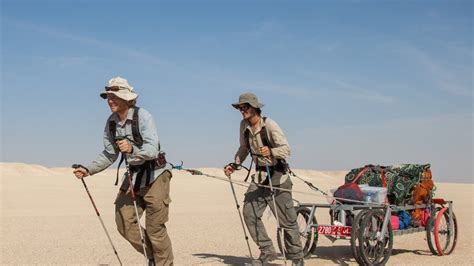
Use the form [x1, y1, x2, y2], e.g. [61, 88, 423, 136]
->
[1, 162, 472, 265]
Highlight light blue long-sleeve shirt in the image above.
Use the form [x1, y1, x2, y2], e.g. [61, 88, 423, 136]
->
[87, 107, 171, 188]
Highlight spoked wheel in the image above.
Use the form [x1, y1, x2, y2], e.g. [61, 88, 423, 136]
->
[427, 207, 458, 256]
[277, 207, 318, 258]
[426, 207, 442, 255]
[350, 209, 371, 265]
[358, 209, 393, 265]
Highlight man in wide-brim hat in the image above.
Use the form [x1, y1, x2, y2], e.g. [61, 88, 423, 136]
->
[74, 76, 174, 266]
[225, 92, 305, 266]
[99, 76, 139, 102]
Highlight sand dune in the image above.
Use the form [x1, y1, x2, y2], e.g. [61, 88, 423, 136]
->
[1, 162, 472, 265]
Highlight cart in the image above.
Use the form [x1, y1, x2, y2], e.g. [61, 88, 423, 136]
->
[277, 196, 458, 265]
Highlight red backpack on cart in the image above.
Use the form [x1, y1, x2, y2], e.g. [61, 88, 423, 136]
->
[334, 166, 387, 203]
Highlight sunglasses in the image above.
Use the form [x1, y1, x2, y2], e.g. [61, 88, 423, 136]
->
[237, 104, 250, 111]
[105, 86, 125, 92]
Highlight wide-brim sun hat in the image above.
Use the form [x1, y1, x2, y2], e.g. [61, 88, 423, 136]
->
[232, 92, 264, 109]
[100, 76, 138, 101]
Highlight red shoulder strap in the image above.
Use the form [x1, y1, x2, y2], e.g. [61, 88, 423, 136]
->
[352, 165, 387, 187]
[352, 166, 370, 184]
[380, 167, 387, 187]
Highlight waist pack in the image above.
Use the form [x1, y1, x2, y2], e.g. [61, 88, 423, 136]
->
[255, 160, 289, 173]
[120, 152, 168, 192]
[130, 154, 167, 172]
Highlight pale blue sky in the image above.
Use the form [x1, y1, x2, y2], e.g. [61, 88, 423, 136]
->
[1, 0, 472, 182]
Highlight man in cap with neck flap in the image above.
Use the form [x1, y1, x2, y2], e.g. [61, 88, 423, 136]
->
[73, 76, 174, 266]
[224, 93, 304, 266]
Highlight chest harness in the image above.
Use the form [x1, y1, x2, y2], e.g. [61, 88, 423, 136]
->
[243, 117, 289, 183]
[108, 107, 167, 191]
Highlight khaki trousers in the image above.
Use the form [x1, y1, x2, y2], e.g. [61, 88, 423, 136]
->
[115, 170, 173, 266]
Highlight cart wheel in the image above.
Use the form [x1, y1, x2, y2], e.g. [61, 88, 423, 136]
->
[427, 207, 458, 256]
[426, 207, 442, 255]
[277, 207, 318, 258]
[350, 209, 371, 265]
[434, 207, 458, 255]
[358, 209, 393, 265]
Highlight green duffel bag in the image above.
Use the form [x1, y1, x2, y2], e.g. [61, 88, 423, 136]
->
[344, 164, 431, 205]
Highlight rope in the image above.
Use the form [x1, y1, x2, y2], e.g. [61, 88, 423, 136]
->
[173, 167, 389, 206]
[289, 169, 329, 197]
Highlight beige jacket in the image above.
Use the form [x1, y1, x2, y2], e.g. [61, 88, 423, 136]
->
[234, 117, 291, 185]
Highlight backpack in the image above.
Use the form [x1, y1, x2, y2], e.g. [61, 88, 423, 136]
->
[108, 107, 164, 190]
[244, 117, 270, 152]
[108, 106, 143, 147]
[243, 117, 288, 181]
[333, 166, 371, 204]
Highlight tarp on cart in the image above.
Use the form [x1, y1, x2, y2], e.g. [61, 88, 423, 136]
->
[344, 164, 431, 205]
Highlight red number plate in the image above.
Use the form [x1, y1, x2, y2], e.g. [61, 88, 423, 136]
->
[317, 225, 352, 236]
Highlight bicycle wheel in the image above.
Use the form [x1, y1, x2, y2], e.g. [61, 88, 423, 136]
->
[277, 207, 318, 258]
[358, 209, 393, 265]
[426, 207, 441, 255]
[350, 209, 371, 265]
[434, 207, 458, 255]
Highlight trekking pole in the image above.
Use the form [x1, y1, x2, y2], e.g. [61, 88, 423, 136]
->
[263, 159, 287, 263]
[123, 156, 149, 264]
[72, 164, 123, 266]
[115, 136, 149, 264]
[226, 164, 254, 259]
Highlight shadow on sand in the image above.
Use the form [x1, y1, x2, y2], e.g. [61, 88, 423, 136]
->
[193, 253, 281, 265]
[306, 245, 434, 265]
[310, 246, 356, 265]
[194, 247, 433, 265]
[193, 253, 251, 265]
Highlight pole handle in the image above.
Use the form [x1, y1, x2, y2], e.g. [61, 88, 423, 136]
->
[72, 164, 86, 169]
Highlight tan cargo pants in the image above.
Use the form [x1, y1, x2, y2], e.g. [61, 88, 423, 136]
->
[115, 170, 173, 266]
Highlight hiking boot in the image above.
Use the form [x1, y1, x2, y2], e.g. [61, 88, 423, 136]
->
[291, 258, 304, 266]
[250, 249, 278, 265]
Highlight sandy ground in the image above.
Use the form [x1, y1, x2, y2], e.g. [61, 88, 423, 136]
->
[1, 162, 472, 265]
